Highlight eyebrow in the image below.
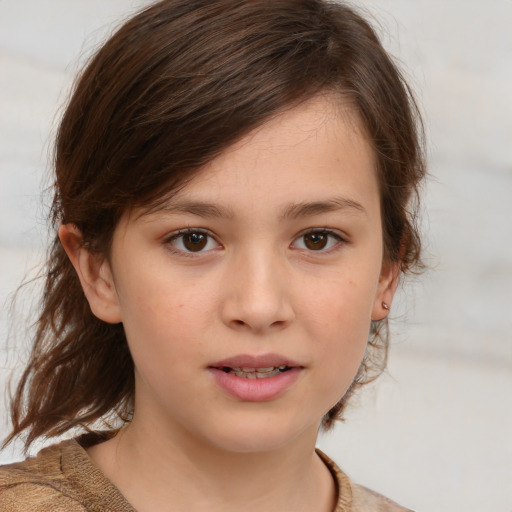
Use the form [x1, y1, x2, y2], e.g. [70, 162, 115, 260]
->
[280, 197, 367, 219]
[148, 201, 235, 219]
[145, 196, 366, 220]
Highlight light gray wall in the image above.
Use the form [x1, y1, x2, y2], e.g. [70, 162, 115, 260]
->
[1, 2, 511, 511]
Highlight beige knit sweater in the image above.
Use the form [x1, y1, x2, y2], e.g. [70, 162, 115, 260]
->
[0, 436, 413, 511]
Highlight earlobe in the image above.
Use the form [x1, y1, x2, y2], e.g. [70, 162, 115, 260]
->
[58, 223, 122, 324]
[371, 260, 400, 321]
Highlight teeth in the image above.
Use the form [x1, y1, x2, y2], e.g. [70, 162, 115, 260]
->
[251, 366, 274, 373]
[225, 366, 289, 379]
[256, 370, 279, 379]
[235, 367, 282, 373]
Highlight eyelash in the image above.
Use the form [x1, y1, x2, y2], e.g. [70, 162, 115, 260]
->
[165, 228, 221, 257]
[291, 229, 346, 253]
[164, 228, 346, 256]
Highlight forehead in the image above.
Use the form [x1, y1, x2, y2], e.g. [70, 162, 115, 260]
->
[138, 95, 378, 221]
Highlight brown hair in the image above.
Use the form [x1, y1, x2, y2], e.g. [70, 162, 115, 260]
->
[5, 0, 425, 450]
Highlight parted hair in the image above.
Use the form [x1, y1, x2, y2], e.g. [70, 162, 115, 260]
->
[5, 0, 425, 450]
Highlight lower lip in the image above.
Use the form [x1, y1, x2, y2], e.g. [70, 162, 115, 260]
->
[208, 367, 302, 402]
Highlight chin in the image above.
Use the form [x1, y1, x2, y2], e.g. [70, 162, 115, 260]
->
[197, 411, 318, 454]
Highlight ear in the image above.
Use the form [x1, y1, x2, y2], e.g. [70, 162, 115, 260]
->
[371, 259, 400, 321]
[58, 223, 122, 324]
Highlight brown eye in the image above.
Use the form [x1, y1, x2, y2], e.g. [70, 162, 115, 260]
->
[183, 233, 207, 251]
[303, 233, 328, 250]
[292, 230, 343, 252]
[169, 230, 219, 253]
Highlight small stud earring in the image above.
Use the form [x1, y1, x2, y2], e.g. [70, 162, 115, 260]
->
[382, 302, 390, 310]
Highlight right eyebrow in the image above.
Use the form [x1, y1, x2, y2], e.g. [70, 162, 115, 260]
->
[143, 200, 235, 219]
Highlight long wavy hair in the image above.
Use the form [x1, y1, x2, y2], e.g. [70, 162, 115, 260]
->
[5, 0, 425, 451]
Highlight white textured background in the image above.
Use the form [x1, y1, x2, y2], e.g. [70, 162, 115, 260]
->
[1, 2, 511, 511]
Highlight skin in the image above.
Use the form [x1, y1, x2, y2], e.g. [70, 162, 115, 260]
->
[60, 95, 399, 512]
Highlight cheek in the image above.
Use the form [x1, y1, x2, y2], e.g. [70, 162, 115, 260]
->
[300, 268, 378, 387]
[118, 259, 213, 325]
[312, 295, 370, 367]
[117, 269, 219, 370]
[302, 264, 379, 334]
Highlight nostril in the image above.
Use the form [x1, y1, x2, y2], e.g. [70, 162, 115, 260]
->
[228, 316, 292, 331]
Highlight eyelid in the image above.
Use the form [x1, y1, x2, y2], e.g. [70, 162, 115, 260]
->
[291, 227, 348, 252]
[164, 227, 222, 255]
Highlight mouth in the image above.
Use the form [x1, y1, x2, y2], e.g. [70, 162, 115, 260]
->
[218, 365, 292, 379]
[209, 353, 302, 380]
[208, 355, 303, 401]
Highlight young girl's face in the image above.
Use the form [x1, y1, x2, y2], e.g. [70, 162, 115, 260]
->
[85, 96, 397, 453]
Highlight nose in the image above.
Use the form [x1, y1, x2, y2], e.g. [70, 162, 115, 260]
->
[220, 249, 295, 333]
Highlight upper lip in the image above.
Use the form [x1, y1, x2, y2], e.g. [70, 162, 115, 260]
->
[209, 353, 303, 369]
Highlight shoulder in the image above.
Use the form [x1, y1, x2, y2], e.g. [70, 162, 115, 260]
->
[0, 441, 87, 511]
[1, 434, 134, 512]
[349, 483, 415, 512]
[316, 449, 415, 512]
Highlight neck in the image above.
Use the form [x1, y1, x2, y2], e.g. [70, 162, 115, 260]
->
[87, 417, 336, 512]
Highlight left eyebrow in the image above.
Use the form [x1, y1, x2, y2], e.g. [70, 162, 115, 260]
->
[280, 197, 367, 219]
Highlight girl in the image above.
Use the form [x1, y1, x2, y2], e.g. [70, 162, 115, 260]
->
[0, 1, 425, 510]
